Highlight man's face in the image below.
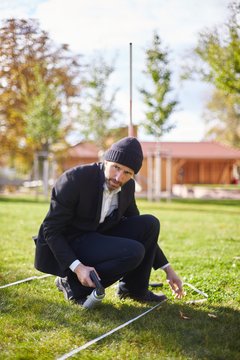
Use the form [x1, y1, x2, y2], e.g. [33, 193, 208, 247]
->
[104, 161, 134, 191]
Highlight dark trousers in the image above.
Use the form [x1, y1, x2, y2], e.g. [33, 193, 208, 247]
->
[66, 214, 160, 299]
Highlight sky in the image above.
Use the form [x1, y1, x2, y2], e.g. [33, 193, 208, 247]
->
[0, 0, 232, 142]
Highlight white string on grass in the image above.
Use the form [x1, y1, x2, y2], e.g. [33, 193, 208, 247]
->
[183, 282, 208, 298]
[57, 301, 165, 360]
[0, 274, 52, 289]
[0, 273, 208, 358]
[57, 282, 208, 359]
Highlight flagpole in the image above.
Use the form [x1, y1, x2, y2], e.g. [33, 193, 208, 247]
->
[129, 42, 134, 136]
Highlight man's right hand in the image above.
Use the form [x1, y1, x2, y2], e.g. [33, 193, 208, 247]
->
[74, 263, 99, 288]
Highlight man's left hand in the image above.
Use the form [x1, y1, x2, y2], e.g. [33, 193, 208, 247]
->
[164, 265, 185, 299]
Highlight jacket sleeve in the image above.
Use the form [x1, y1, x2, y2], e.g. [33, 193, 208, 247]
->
[42, 169, 80, 271]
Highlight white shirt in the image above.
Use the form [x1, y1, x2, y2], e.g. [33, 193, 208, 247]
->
[99, 183, 121, 223]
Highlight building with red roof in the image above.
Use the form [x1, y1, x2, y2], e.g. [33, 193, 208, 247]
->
[61, 140, 240, 197]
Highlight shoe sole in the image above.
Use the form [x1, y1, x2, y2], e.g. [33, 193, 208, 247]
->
[130, 295, 167, 303]
[118, 291, 167, 303]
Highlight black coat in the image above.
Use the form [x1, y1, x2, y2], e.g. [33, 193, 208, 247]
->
[34, 162, 168, 277]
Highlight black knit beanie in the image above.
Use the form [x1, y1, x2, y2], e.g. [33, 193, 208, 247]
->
[104, 137, 143, 174]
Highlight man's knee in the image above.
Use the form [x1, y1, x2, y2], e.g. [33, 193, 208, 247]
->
[139, 214, 160, 233]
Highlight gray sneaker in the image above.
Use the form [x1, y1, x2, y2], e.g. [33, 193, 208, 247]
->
[55, 277, 87, 305]
[55, 277, 74, 301]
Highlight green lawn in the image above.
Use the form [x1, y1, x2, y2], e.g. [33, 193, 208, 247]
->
[0, 196, 239, 360]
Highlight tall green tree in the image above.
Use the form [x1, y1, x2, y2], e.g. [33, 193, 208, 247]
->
[183, 2, 240, 147]
[22, 66, 62, 153]
[204, 90, 240, 147]
[139, 32, 178, 139]
[21, 66, 63, 196]
[77, 53, 119, 149]
[0, 18, 82, 171]
[191, 2, 240, 95]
